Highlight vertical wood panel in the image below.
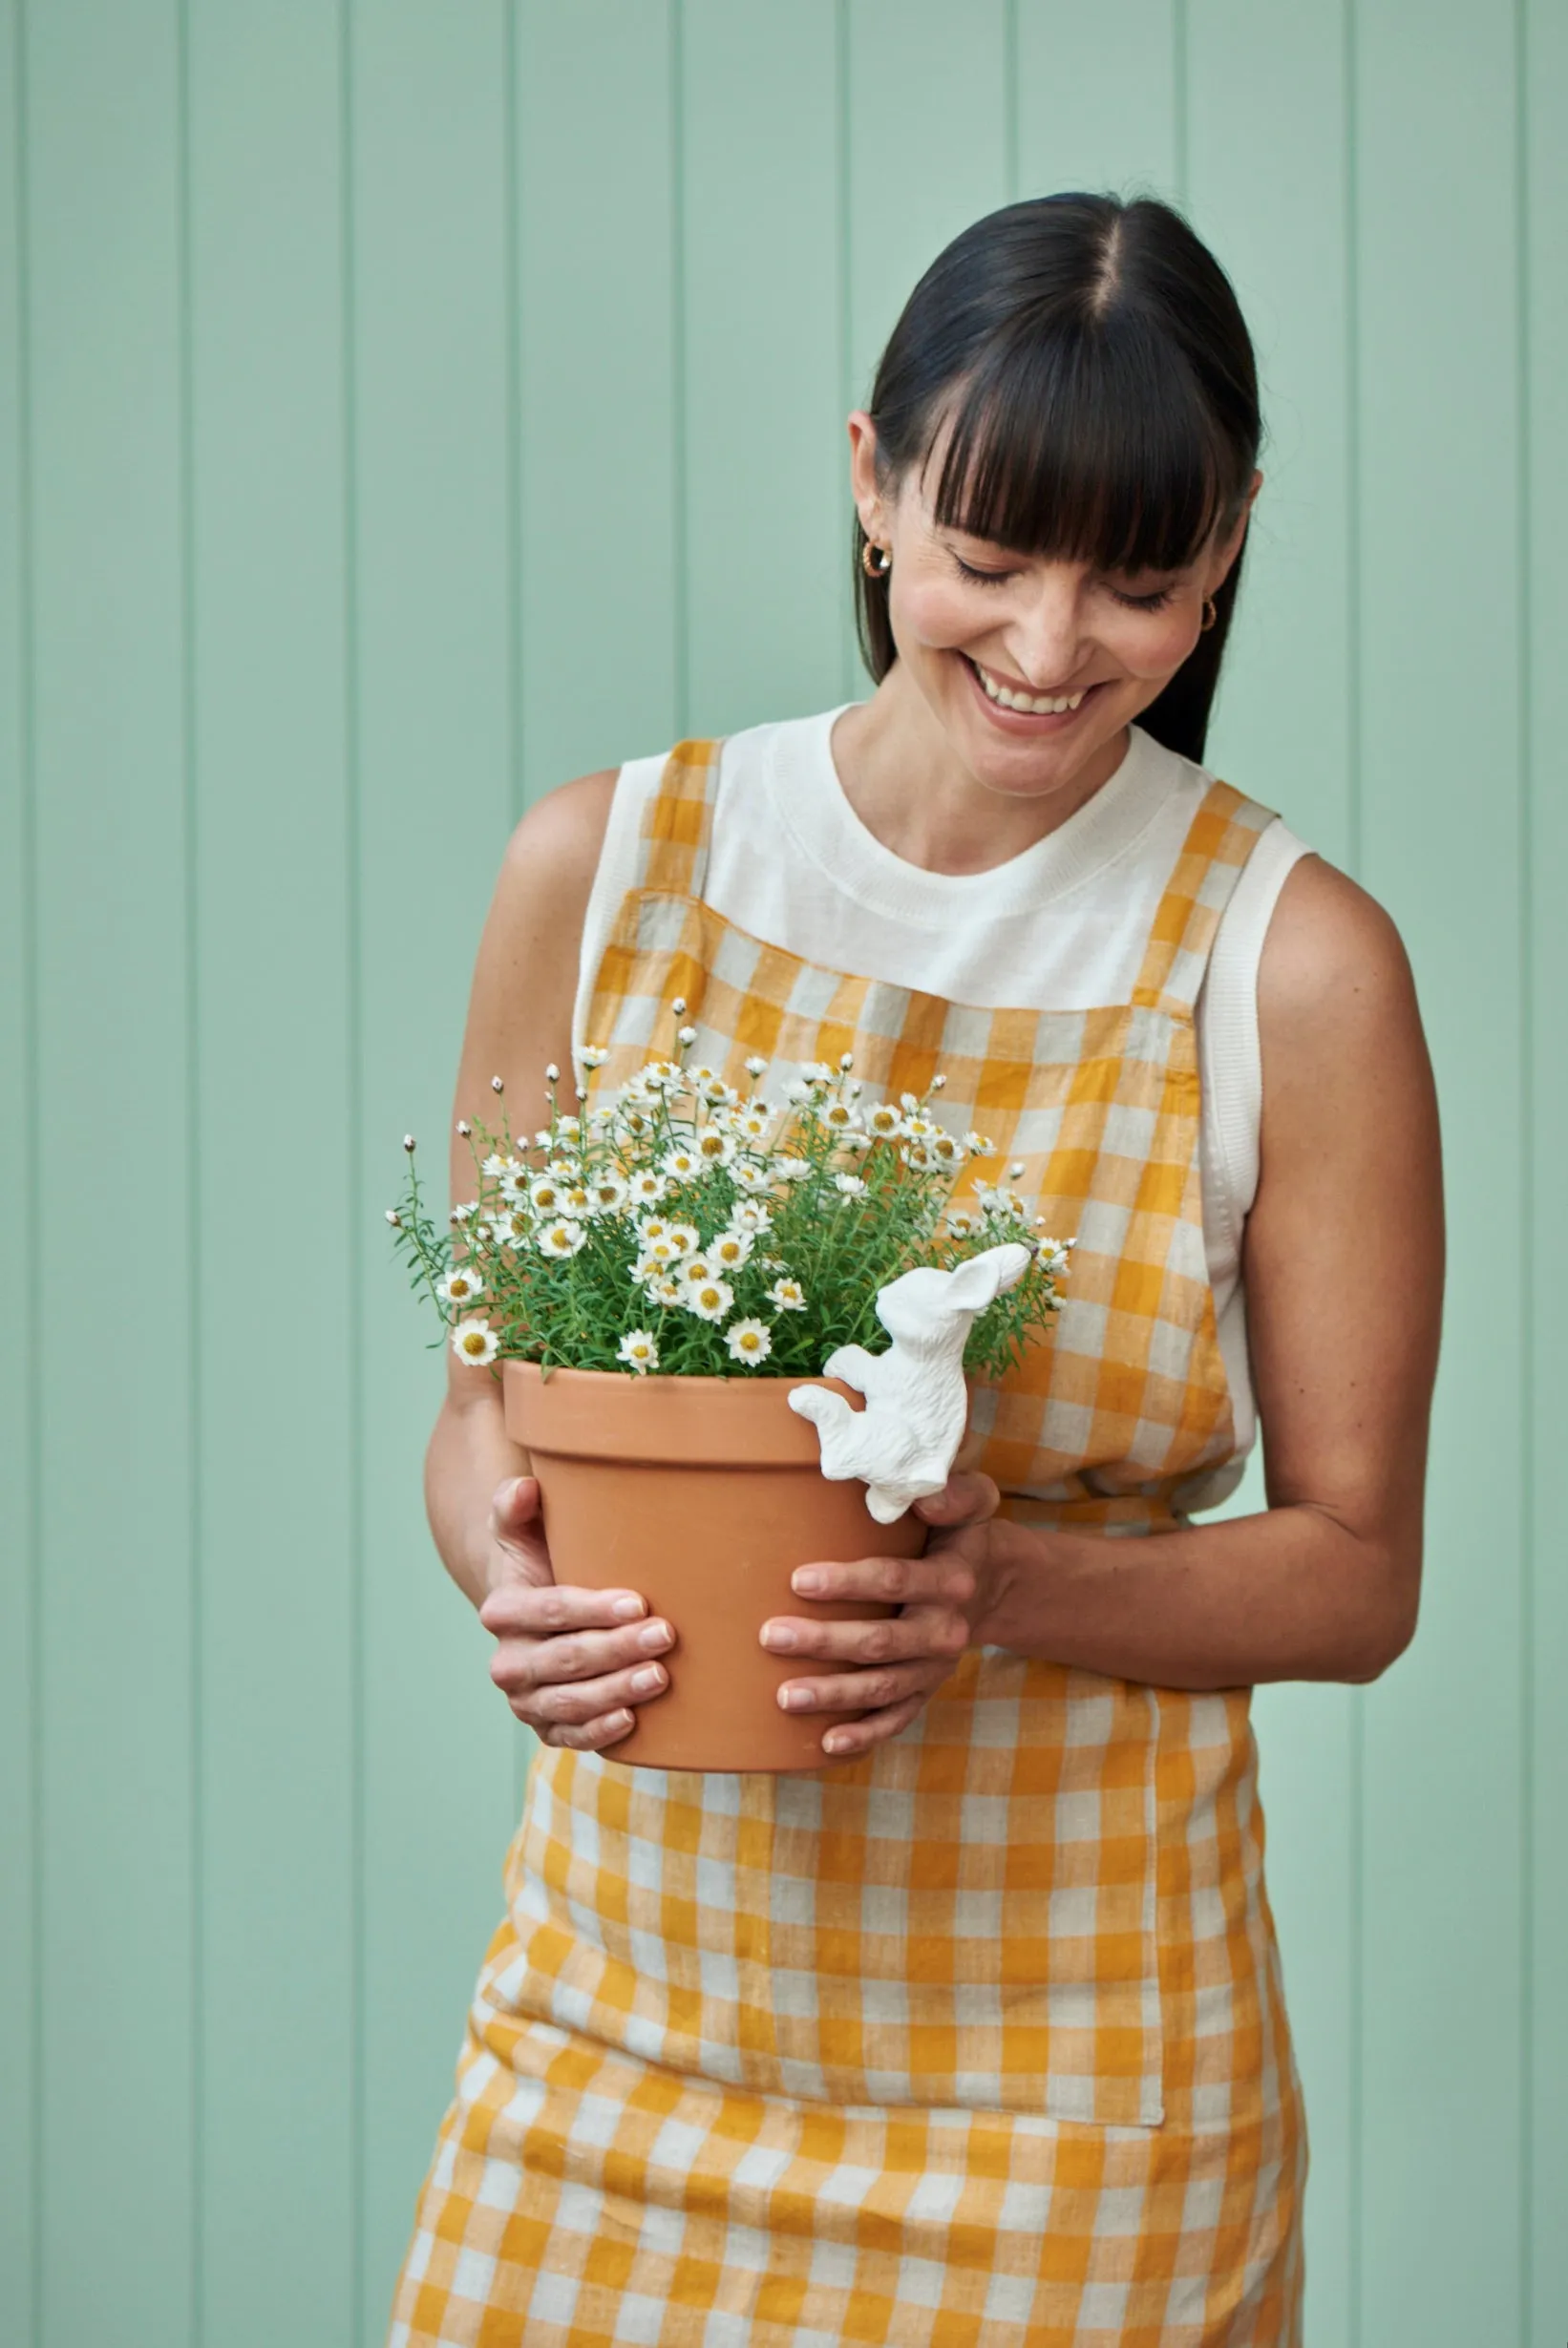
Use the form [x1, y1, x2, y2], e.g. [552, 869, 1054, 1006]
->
[1184, 12, 1359, 2334]
[348, 5, 520, 2337]
[0, 5, 38, 2338]
[183, 7, 355, 2338]
[1354, 4, 1524, 2339]
[844, 1, 1010, 412]
[1524, 3, 1567, 2338]
[681, 0, 845, 736]
[517, 0, 679, 795]
[24, 3, 196, 2339]
[1015, 1, 1178, 200]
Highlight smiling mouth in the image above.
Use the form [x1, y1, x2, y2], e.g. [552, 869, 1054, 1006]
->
[964, 654, 1095, 715]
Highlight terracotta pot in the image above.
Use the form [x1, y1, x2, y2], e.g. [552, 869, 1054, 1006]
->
[501, 1361, 924, 1771]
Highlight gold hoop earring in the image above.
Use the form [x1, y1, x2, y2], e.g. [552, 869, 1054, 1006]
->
[861, 539, 892, 579]
[1200, 596, 1218, 631]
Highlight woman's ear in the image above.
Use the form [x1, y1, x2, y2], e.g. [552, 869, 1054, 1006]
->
[847, 411, 888, 543]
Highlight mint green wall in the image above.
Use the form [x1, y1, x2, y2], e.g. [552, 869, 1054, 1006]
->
[2, 5, 1562, 2344]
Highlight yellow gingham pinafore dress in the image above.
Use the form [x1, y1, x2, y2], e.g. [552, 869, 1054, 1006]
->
[390, 739, 1307, 2346]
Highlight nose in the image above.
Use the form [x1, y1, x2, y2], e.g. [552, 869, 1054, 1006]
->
[1005, 570, 1088, 688]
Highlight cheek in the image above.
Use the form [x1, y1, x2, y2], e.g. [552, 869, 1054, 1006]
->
[1115, 607, 1201, 679]
[887, 571, 988, 653]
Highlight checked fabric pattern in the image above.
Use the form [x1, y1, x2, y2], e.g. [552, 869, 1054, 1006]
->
[388, 740, 1307, 2345]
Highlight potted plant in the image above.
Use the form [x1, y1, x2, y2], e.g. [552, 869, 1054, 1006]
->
[388, 1013, 1071, 1770]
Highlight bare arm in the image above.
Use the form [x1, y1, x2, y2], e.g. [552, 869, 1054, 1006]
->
[760, 854, 1446, 1745]
[424, 769, 679, 1747]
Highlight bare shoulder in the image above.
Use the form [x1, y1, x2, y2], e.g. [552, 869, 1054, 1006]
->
[494, 767, 620, 930]
[1254, 852, 1432, 1125]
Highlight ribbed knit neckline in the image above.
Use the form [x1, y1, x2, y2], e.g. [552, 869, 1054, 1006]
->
[761, 703, 1180, 931]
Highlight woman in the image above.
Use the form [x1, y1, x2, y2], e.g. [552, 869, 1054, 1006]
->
[390, 194, 1442, 2346]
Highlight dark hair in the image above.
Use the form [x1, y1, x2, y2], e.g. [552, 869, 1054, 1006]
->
[853, 193, 1261, 765]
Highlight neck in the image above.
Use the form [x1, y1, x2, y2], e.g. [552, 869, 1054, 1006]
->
[829, 663, 1131, 876]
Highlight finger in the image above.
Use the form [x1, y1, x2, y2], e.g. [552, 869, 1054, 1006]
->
[479, 1581, 649, 1638]
[513, 1659, 670, 1731]
[542, 1708, 637, 1751]
[912, 1470, 1000, 1526]
[487, 1618, 674, 1691]
[489, 1473, 543, 1534]
[819, 1691, 928, 1758]
[776, 1659, 948, 1717]
[787, 1553, 977, 1607]
[760, 1601, 969, 1670]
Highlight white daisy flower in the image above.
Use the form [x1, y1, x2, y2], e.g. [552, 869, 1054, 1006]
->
[584, 1173, 629, 1216]
[817, 1100, 862, 1133]
[640, 1060, 682, 1094]
[559, 1183, 595, 1218]
[662, 1146, 701, 1180]
[678, 1253, 715, 1287]
[728, 1199, 773, 1233]
[528, 1175, 563, 1214]
[450, 1200, 480, 1223]
[902, 1112, 936, 1140]
[866, 1103, 903, 1137]
[486, 1209, 531, 1248]
[844, 1131, 874, 1153]
[636, 1215, 673, 1243]
[784, 1072, 830, 1105]
[695, 1070, 738, 1108]
[695, 1127, 736, 1167]
[728, 1107, 774, 1144]
[626, 1169, 668, 1207]
[773, 1156, 815, 1182]
[945, 1211, 978, 1237]
[684, 1275, 733, 1322]
[964, 1131, 996, 1156]
[901, 1140, 934, 1170]
[634, 1239, 681, 1275]
[709, 1229, 752, 1271]
[451, 1318, 498, 1366]
[437, 1267, 485, 1306]
[536, 1218, 587, 1259]
[900, 1091, 921, 1111]
[744, 1054, 768, 1079]
[480, 1153, 511, 1177]
[616, 1329, 660, 1373]
[648, 1275, 685, 1307]
[927, 1132, 965, 1169]
[833, 1173, 867, 1196]
[802, 1060, 837, 1085]
[768, 1276, 806, 1312]
[725, 1318, 773, 1365]
[665, 1222, 700, 1255]
[580, 1044, 609, 1068]
[732, 1160, 773, 1195]
[496, 1164, 532, 1203]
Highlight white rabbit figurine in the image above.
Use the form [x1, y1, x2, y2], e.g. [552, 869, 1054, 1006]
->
[788, 1240, 1032, 1522]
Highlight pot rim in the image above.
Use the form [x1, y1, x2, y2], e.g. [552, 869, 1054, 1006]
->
[500, 1356, 864, 1469]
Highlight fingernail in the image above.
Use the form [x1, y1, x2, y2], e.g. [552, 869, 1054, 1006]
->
[760, 1623, 796, 1651]
[792, 1568, 826, 1596]
[630, 1664, 666, 1695]
[611, 1596, 645, 1623]
[823, 1730, 853, 1754]
[778, 1685, 812, 1711]
[637, 1619, 671, 1653]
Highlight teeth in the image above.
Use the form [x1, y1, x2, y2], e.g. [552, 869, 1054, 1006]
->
[975, 663, 1086, 715]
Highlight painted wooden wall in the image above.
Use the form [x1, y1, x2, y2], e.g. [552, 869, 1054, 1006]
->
[2, 4, 1562, 2343]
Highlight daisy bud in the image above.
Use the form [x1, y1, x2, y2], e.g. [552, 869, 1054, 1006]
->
[491, 1075, 504, 1093]
[403, 1134, 416, 1153]
[456, 1119, 472, 1137]
[678, 1026, 697, 1046]
[838, 1051, 855, 1070]
[671, 996, 688, 1015]
[544, 1064, 560, 1084]
[385, 1209, 402, 1227]
[931, 1073, 946, 1089]
[1009, 1160, 1026, 1179]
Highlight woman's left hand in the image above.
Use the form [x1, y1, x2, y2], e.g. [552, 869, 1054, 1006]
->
[758, 1469, 1006, 1757]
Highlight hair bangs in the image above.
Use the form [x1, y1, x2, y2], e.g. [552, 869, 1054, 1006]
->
[923, 314, 1237, 581]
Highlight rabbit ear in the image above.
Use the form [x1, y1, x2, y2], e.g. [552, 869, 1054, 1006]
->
[941, 1242, 1029, 1315]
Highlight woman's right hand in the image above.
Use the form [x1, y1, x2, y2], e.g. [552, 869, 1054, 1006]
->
[476, 1473, 675, 1749]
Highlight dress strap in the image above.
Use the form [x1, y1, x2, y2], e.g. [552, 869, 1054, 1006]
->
[636, 736, 724, 900]
[1131, 777, 1280, 1017]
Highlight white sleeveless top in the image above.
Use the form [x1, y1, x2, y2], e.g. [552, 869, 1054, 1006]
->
[575, 708, 1313, 1472]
